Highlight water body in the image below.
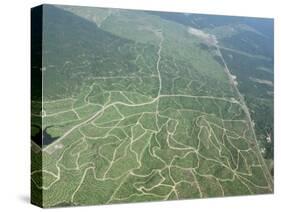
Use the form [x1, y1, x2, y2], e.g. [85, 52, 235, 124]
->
[31, 125, 60, 147]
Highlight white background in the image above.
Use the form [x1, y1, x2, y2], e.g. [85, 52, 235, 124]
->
[0, 0, 280, 211]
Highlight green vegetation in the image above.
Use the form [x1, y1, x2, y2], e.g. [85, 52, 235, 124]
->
[31, 4, 273, 208]
[152, 11, 274, 172]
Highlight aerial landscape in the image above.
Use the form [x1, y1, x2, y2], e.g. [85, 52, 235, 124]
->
[31, 4, 274, 207]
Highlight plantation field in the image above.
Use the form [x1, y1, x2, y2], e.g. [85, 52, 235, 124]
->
[31, 5, 273, 207]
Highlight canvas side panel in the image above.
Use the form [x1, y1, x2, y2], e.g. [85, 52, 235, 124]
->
[31, 5, 43, 208]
